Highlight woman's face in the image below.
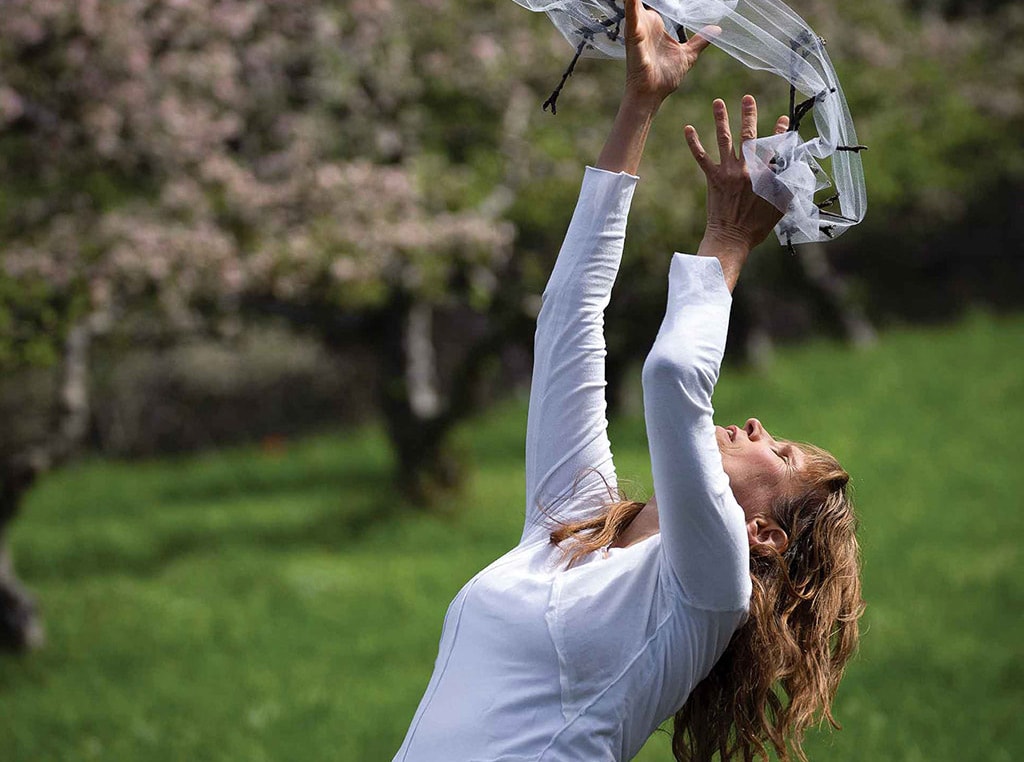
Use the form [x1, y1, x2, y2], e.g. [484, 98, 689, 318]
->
[715, 418, 805, 520]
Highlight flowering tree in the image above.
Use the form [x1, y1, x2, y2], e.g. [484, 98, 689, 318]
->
[1, 0, 1021, 648]
[0, 0, 542, 648]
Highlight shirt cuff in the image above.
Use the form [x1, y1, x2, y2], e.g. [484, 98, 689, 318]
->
[560, 166, 639, 240]
[667, 253, 733, 309]
[584, 165, 641, 183]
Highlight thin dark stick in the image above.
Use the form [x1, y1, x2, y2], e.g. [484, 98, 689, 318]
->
[819, 209, 859, 224]
[788, 83, 797, 131]
[543, 36, 590, 115]
[835, 144, 868, 152]
[790, 93, 819, 132]
[607, 14, 623, 42]
[599, 0, 625, 41]
[787, 33, 805, 130]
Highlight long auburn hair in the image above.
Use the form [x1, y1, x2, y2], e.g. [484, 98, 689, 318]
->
[549, 443, 864, 762]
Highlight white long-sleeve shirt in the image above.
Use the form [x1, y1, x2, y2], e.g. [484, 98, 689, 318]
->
[393, 167, 751, 762]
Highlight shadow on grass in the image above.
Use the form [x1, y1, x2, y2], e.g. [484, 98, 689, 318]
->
[44, 439, 391, 515]
[19, 468, 415, 583]
[152, 446, 389, 504]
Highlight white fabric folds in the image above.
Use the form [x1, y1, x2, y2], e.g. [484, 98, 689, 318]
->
[511, 0, 867, 245]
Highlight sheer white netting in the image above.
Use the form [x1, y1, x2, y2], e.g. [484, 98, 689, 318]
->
[511, 0, 867, 245]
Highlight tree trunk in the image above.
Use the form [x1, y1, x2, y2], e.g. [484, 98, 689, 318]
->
[798, 243, 877, 347]
[404, 300, 442, 422]
[378, 294, 464, 504]
[0, 319, 94, 651]
[727, 286, 776, 369]
[374, 290, 533, 506]
[0, 462, 44, 651]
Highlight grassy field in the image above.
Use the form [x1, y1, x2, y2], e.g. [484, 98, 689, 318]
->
[1, 312, 1022, 761]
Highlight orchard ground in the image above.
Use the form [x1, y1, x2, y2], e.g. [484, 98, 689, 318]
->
[1, 312, 1021, 761]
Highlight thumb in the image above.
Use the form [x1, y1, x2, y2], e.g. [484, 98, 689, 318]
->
[684, 24, 720, 56]
[623, 0, 641, 37]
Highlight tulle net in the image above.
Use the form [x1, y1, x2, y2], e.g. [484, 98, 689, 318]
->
[511, 0, 867, 245]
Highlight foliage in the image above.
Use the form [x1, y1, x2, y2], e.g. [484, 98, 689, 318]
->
[1, 0, 1021, 350]
[0, 0, 1021, 493]
[1, 313, 1022, 758]
[86, 327, 375, 457]
[0, 0, 520, 366]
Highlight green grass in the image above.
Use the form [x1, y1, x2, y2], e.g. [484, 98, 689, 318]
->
[2, 311, 1023, 761]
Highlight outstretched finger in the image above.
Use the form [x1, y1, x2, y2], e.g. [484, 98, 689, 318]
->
[713, 99, 733, 161]
[774, 114, 790, 135]
[740, 94, 757, 142]
[684, 125, 712, 173]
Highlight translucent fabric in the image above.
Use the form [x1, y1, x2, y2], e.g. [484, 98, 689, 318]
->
[511, 0, 867, 244]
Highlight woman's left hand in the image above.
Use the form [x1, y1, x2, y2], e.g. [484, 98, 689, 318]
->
[685, 95, 790, 290]
[623, 0, 716, 104]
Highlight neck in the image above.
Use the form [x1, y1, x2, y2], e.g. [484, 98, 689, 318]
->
[613, 495, 661, 548]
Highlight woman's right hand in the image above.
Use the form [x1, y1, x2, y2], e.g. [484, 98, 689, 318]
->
[622, 0, 715, 107]
[597, 0, 716, 175]
[684, 95, 789, 290]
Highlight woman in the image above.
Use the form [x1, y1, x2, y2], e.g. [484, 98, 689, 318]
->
[394, 1, 863, 760]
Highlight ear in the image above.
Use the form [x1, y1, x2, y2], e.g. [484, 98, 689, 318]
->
[746, 516, 788, 553]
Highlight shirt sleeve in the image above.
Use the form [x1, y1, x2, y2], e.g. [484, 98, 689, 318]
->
[521, 166, 639, 544]
[641, 254, 752, 612]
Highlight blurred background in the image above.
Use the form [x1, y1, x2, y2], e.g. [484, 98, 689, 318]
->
[0, 0, 1021, 759]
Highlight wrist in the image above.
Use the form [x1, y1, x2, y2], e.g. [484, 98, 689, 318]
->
[697, 226, 752, 292]
[620, 89, 665, 117]
[596, 94, 661, 175]
[697, 234, 750, 263]
[702, 220, 756, 252]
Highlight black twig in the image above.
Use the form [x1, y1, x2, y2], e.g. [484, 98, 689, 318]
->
[789, 93, 819, 132]
[600, 0, 625, 41]
[543, 35, 591, 114]
[835, 144, 868, 153]
[789, 87, 836, 132]
[606, 14, 623, 42]
[819, 209, 859, 224]
[787, 35, 801, 128]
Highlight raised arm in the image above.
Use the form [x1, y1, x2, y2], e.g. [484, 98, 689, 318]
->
[644, 97, 788, 609]
[521, 0, 714, 542]
[596, 0, 713, 175]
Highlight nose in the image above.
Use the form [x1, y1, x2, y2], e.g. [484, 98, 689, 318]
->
[744, 418, 767, 440]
